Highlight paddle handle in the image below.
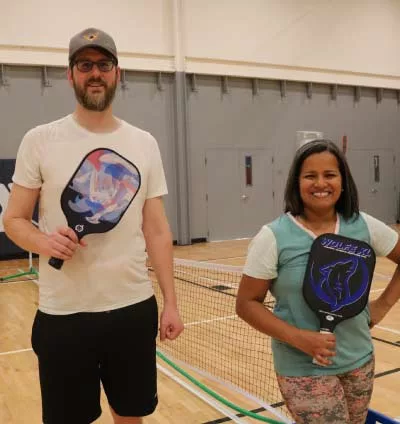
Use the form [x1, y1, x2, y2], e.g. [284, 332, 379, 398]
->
[48, 257, 64, 270]
[48, 229, 81, 270]
[312, 329, 332, 367]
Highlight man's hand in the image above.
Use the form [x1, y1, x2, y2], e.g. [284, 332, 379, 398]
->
[159, 304, 184, 341]
[40, 226, 87, 260]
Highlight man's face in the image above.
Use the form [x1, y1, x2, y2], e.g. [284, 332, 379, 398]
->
[68, 48, 120, 111]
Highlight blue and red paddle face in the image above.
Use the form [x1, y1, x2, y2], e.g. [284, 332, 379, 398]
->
[48, 148, 141, 270]
[303, 233, 376, 333]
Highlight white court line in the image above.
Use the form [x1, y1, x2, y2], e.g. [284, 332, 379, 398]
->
[200, 256, 246, 262]
[185, 315, 238, 327]
[0, 268, 38, 285]
[0, 348, 33, 356]
[184, 313, 400, 340]
[0, 316, 239, 354]
[0, 325, 397, 358]
[166, 354, 293, 423]
[157, 363, 250, 424]
[374, 326, 400, 336]
[17, 268, 39, 285]
[0, 280, 35, 286]
[370, 288, 384, 293]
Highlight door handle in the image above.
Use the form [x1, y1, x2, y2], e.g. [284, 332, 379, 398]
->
[241, 194, 248, 200]
[370, 188, 378, 193]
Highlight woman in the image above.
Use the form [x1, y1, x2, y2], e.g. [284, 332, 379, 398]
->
[236, 139, 400, 424]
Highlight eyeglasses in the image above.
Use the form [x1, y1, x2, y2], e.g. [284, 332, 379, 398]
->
[74, 60, 116, 73]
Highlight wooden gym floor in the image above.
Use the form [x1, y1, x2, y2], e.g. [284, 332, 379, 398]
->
[0, 236, 399, 423]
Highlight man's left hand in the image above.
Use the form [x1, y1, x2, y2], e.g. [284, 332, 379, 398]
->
[159, 305, 184, 341]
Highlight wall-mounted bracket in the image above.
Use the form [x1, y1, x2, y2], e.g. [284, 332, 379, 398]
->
[331, 84, 337, 101]
[221, 76, 229, 94]
[0, 64, 9, 86]
[252, 78, 259, 96]
[306, 82, 312, 99]
[354, 86, 361, 102]
[280, 80, 287, 99]
[157, 72, 164, 91]
[42, 66, 51, 87]
[376, 88, 383, 104]
[120, 69, 128, 90]
[190, 73, 198, 92]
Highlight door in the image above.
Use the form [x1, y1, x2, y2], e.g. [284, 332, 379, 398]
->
[346, 149, 396, 223]
[205, 148, 274, 241]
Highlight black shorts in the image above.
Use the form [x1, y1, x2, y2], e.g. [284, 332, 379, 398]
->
[32, 295, 159, 424]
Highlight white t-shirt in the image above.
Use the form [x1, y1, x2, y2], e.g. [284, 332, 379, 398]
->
[13, 114, 167, 314]
[244, 212, 399, 280]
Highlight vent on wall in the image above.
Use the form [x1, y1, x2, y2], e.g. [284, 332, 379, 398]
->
[296, 131, 324, 149]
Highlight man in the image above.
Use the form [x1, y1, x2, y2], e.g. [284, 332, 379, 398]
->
[3, 28, 184, 424]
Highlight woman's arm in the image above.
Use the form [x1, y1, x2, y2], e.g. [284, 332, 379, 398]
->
[369, 238, 400, 327]
[236, 274, 336, 366]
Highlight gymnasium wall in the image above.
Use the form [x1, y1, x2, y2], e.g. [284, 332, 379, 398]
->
[187, 76, 400, 239]
[1, 1, 400, 253]
[1, 1, 400, 87]
[0, 70, 178, 256]
[0, 1, 175, 71]
[184, 0, 400, 88]
[2, 69, 398, 245]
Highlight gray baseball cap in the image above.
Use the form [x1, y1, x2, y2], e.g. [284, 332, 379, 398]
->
[69, 28, 118, 64]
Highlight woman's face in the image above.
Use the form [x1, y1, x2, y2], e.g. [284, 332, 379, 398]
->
[298, 151, 343, 214]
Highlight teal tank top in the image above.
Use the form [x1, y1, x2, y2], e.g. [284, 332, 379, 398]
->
[269, 214, 373, 376]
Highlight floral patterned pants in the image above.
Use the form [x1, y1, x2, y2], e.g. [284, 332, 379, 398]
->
[276, 357, 374, 424]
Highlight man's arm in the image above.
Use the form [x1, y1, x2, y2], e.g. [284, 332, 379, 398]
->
[3, 183, 84, 260]
[142, 196, 183, 341]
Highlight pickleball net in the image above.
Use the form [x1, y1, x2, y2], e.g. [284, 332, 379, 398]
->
[150, 258, 291, 422]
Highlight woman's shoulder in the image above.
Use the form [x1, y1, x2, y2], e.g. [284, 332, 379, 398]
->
[340, 211, 399, 256]
[344, 211, 387, 227]
[251, 216, 287, 244]
[261, 214, 301, 246]
[268, 213, 291, 228]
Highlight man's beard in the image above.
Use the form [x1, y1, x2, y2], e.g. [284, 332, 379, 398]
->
[73, 76, 117, 111]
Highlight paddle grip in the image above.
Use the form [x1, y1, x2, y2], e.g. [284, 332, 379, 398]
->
[312, 329, 332, 367]
[48, 257, 64, 270]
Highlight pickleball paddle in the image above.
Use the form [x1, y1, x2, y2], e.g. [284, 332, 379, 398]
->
[303, 233, 376, 365]
[48, 148, 141, 270]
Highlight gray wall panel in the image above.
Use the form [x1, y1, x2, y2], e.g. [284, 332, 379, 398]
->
[187, 77, 400, 239]
[0, 67, 178, 239]
[113, 71, 178, 238]
[0, 66, 75, 158]
[187, 76, 284, 238]
[2, 66, 400, 244]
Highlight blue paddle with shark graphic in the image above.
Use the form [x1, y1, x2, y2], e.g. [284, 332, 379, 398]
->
[303, 233, 376, 366]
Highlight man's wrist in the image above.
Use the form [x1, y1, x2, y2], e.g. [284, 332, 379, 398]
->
[162, 297, 178, 309]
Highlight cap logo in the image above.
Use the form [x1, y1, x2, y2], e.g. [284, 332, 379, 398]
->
[82, 31, 99, 42]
